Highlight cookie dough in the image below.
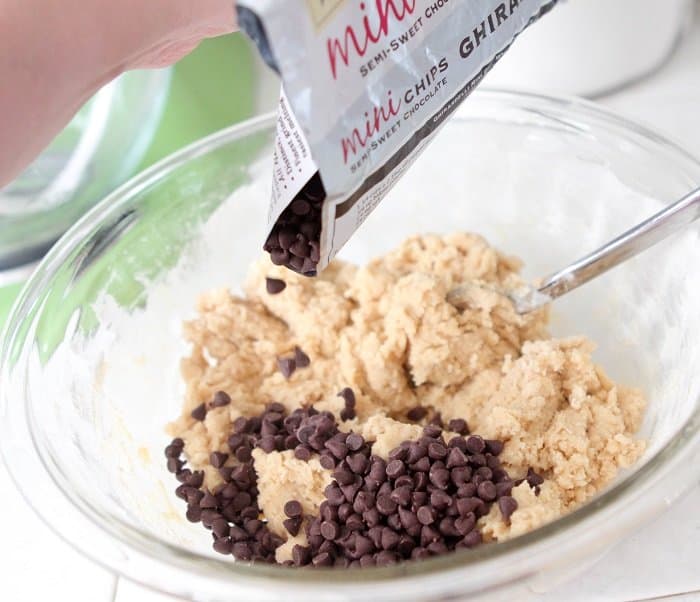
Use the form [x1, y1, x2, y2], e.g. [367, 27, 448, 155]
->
[167, 232, 645, 559]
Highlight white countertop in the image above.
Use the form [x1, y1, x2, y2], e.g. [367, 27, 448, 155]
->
[2, 10, 700, 602]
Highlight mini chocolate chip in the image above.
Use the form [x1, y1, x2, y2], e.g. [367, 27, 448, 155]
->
[386, 459, 406, 479]
[359, 554, 376, 567]
[438, 516, 459, 537]
[211, 391, 231, 408]
[244, 519, 263, 536]
[428, 442, 447, 460]
[363, 507, 381, 527]
[233, 416, 249, 434]
[191, 403, 207, 421]
[210, 452, 228, 468]
[470, 453, 486, 467]
[293, 545, 312, 566]
[187, 488, 204, 504]
[485, 439, 504, 455]
[311, 552, 332, 567]
[407, 406, 428, 421]
[213, 537, 233, 554]
[411, 491, 428, 509]
[477, 481, 497, 502]
[165, 443, 182, 458]
[413, 472, 429, 491]
[318, 539, 337, 557]
[527, 467, 545, 487]
[369, 458, 387, 482]
[455, 513, 476, 536]
[423, 425, 442, 439]
[353, 491, 375, 514]
[325, 438, 348, 460]
[235, 445, 252, 462]
[265, 277, 287, 295]
[398, 507, 419, 530]
[294, 445, 312, 461]
[186, 506, 202, 522]
[258, 436, 277, 453]
[175, 484, 191, 500]
[166, 457, 183, 474]
[430, 490, 451, 511]
[200, 492, 218, 509]
[241, 506, 259, 521]
[390, 485, 412, 507]
[347, 453, 368, 475]
[212, 518, 230, 539]
[412, 547, 430, 560]
[188, 471, 204, 488]
[284, 500, 303, 518]
[498, 496, 518, 522]
[270, 248, 290, 266]
[277, 357, 296, 379]
[201, 509, 222, 527]
[446, 447, 468, 469]
[337, 502, 353, 523]
[456, 497, 481, 516]
[384, 513, 401, 534]
[227, 433, 245, 450]
[486, 454, 502, 470]
[416, 506, 436, 525]
[447, 418, 469, 435]
[320, 501, 339, 522]
[221, 483, 238, 499]
[346, 433, 364, 451]
[420, 524, 440, 546]
[340, 408, 356, 421]
[429, 413, 444, 428]
[496, 480, 514, 497]
[319, 453, 336, 470]
[294, 346, 310, 368]
[231, 491, 252, 511]
[429, 466, 450, 489]
[466, 435, 485, 454]
[345, 514, 364, 531]
[233, 541, 253, 560]
[332, 467, 355, 486]
[337, 387, 356, 408]
[376, 494, 398, 516]
[380, 528, 400, 551]
[448, 437, 468, 453]
[476, 467, 493, 481]
[325, 484, 346, 506]
[341, 478, 362, 503]
[376, 550, 399, 566]
[410, 456, 431, 473]
[407, 442, 427, 464]
[387, 447, 408, 464]
[460, 530, 482, 548]
[320, 520, 340, 540]
[291, 199, 311, 216]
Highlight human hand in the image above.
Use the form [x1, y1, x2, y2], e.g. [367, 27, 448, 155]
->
[0, 0, 237, 188]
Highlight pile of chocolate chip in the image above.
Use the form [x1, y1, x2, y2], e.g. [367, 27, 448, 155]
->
[263, 172, 325, 277]
[166, 392, 544, 568]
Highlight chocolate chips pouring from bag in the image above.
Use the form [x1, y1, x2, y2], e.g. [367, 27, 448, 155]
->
[239, 1, 559, 276]
[166, 390, 546, 567]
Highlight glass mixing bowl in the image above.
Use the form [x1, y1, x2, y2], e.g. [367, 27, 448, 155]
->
[1, 90, 699, 601]
[0, 68, 171, 269]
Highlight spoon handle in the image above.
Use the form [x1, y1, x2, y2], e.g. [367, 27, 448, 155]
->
[537, 186, 700, 301]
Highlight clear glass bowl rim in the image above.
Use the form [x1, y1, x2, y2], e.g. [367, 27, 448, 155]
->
[1, 89, 699, 597]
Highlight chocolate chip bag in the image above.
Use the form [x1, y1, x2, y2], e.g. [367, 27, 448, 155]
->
[238, 0, 558, 275]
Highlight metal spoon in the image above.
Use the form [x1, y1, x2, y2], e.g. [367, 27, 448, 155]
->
[448, 186, 700, 314]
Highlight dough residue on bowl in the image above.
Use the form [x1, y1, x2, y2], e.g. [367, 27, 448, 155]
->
[167, 232, 646, 562]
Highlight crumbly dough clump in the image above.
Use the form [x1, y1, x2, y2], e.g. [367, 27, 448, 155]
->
[168, 233, 645, 554]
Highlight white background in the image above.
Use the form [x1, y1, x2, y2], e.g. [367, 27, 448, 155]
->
[2, 10, 700, 602]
